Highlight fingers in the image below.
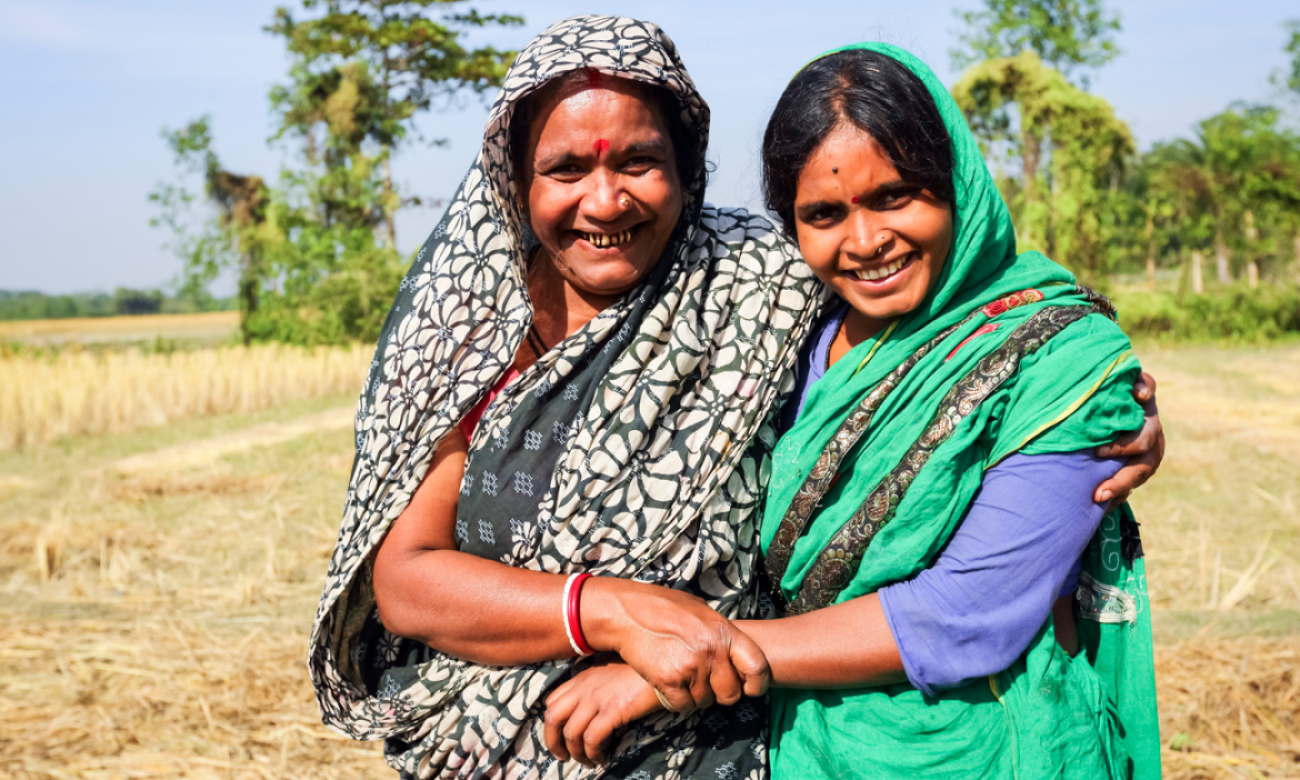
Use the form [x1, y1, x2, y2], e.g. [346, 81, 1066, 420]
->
[544, 678, 584, 762]
[657, 678, 697, 714]
[1098, 421, 1156, 459]
[728, 628, 771, 697]
[1134, 371, 1157, 403]
[562, 699, 601, 767]
[707, 649, 745, 707]
[582, 709, 625, 765]
[1094, 451, 1156, 504]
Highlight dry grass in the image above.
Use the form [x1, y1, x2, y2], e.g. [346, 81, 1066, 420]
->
[1131, 342, 1300, 639]
[0, 311, 238, 346]
[1, 344, 369, 450]
[1158, 639, 1300, 779]
[0, 400, 380, 777]
[0, 342, 1295, 778]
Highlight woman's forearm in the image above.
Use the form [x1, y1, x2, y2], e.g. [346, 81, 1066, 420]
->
[373, 547, 669, 667]
[373, 547, 574, 664]
[734, 593, 906, 689]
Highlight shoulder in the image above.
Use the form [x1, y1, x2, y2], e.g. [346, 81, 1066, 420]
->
[693, 204, 818, 284]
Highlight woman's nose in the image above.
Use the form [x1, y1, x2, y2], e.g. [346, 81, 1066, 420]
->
[580, 169, 624, 222]
[846, 211, 887, 259]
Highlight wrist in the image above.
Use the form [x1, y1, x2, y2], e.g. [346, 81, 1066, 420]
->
[578, 576, 633, 654]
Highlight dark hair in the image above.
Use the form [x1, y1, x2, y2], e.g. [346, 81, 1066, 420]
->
[508, 70, 703, 194]
[761, 49, 954, 239]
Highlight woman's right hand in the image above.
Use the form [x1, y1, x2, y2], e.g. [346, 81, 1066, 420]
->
[582, 578, 770, 713]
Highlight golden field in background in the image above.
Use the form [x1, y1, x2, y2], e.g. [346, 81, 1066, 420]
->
[0, 336, 1296, 779]
[0, 311, 239, 347]
[2, 340, 370, 450]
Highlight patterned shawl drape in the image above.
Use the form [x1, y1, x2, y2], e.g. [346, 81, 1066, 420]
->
[308, 15, 824, 779]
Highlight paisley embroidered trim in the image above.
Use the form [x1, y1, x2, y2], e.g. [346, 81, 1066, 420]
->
[763, 311, 979, 591]
[783, 304, 1101, 615]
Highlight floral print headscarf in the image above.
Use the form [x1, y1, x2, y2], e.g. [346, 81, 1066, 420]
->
[308, 15, 823, 779]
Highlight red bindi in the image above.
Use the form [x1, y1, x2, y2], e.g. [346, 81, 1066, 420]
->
[851, 196, 860, 204]
[594, 138, 610, 157]
[584, 68, 603, 88]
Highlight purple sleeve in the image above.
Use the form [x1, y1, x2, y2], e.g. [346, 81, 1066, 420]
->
[878, 450, 1124, 697]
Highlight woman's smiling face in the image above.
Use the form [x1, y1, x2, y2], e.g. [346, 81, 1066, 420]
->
[794, 123, 953, 333]
[521, 77, 684, 301]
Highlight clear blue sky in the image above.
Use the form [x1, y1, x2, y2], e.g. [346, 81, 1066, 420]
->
[1, 0, 1295, 294]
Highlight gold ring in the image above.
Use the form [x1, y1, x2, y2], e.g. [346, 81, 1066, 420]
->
[653, 686, 677, 712]
[618, 194, 631, 209]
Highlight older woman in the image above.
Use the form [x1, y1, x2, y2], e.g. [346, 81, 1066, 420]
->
[309, 16, 1162, 780]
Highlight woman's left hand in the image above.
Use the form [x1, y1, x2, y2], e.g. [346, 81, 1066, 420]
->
[1093, 370, 1165, 504]
[543, 658, 662, 767]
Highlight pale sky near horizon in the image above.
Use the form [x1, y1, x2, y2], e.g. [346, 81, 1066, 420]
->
[0, 0, 1296, 295]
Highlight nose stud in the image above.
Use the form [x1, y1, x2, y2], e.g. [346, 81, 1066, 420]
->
[618, 193, 631, 209]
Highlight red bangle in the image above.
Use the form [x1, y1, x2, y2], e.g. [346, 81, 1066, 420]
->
[564, 573, 595, 656]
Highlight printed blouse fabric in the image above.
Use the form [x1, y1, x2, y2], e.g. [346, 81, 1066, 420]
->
[307, 15, 824, 780]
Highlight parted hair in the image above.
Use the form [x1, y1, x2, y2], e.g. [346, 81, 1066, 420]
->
[761, 48, 955, 240]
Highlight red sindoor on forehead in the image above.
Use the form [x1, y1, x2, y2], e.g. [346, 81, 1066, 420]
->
[594, 139, 610, 156]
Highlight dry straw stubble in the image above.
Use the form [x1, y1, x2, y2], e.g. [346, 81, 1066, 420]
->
[1, 343, 370, 450]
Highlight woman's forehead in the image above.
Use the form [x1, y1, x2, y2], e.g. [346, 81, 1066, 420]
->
[528, 81, 669, 152]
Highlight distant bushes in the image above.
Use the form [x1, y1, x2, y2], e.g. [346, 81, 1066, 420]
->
[0, 289, 234, 321]
[1114, 285, 1300, 342]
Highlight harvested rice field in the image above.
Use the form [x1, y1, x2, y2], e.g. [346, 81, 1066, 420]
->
[0, 341, 1297, 779]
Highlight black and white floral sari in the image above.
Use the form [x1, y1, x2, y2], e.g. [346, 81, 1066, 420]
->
[308, 15, 824, 779]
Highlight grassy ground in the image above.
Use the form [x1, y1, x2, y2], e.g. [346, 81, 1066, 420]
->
[0, 343, 1296, 778]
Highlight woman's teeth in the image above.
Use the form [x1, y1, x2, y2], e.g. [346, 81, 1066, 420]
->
[854, 253, 911, 281]
[581, 229, 633, 248]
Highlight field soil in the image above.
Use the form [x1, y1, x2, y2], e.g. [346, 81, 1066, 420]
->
[1, 343, 1297, 779]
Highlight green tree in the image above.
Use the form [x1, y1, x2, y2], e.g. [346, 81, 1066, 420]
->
[150, 117, 275, 344]
[1279, 19, 1300, 97]
[1159, 106, 1299, 287]
[951, 0, 1120, 85]
[266, 0, 523, 247]
[952, 52, 1133, 283]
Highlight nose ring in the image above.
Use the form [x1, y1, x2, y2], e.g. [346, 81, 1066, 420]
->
[874, 233, 888, 257]
[618, 193, 631, 209]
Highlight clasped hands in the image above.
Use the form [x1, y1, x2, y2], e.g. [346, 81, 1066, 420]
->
[543, 579, 768, 767]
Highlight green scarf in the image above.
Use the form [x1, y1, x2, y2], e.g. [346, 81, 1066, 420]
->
[761, 44, 1160, 779]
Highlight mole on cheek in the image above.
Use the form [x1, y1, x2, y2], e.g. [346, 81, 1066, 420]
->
[594, 139, 610, 157]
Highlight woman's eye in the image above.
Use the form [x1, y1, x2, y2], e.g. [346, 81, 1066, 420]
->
[545, 165, 585, 181]
[622, 156, 658, 173]
[879, 187, 919, 208]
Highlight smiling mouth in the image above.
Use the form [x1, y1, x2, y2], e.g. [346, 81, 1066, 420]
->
[578, 228, 635, 248]
[852, 252, 916, 282]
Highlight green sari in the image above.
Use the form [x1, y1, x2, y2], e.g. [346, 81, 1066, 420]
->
[760, 44, 1160, 779]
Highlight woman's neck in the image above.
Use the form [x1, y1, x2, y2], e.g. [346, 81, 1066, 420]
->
[827, 306, 892, 368]
[526, 252, 617, 349]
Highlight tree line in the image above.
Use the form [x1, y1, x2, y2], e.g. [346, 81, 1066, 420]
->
[0, 288, 232, 321]
[146, 1, 1299, 344]
[951, 1, 1300, 297]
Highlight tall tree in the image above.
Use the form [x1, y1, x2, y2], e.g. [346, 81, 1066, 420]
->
[953, 52, 1133, 282]
[951, 0, 1120, 86]
[266, 0, 523, 247]
[1168, 106, 1298, 286]
[150, 118, 274, 344]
